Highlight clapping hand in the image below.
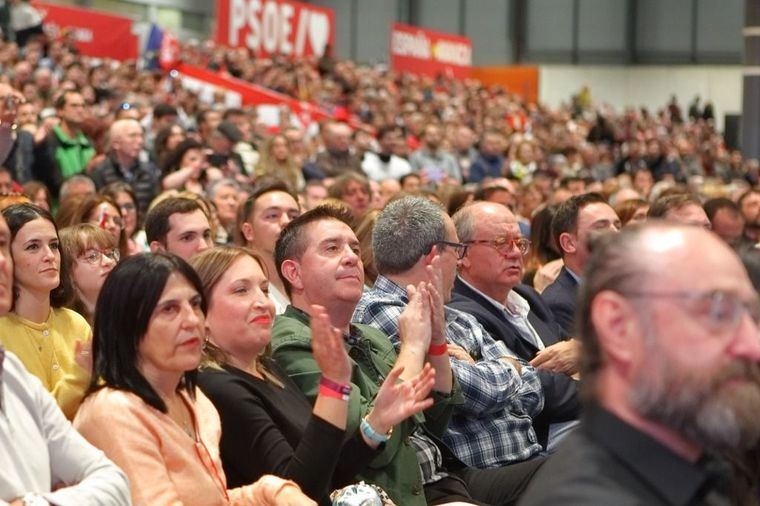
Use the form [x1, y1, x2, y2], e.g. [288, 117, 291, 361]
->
[366, 363, 436, 436]
[311, 304, 352, 385]
[398, 282, 432, 354]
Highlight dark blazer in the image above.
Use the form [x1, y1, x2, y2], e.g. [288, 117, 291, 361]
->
[449, 276, 580, 446]
[540, 266, 580, 336]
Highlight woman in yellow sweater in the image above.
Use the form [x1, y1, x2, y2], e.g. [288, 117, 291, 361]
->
[0, 203, 91, 419]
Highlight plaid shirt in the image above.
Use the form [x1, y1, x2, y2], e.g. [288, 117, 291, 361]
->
[353, 275, 544, 468]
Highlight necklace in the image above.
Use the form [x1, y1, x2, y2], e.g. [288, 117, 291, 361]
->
[167, 393, 196, 440]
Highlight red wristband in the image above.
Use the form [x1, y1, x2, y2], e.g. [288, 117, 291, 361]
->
[319, 377, 352, 401]
[428, 342, 448, 356]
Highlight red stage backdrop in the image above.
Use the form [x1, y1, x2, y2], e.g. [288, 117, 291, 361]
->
[33, 2, 138, 60]
[216, 0, 335, 58]
[390, 23, 472, 79]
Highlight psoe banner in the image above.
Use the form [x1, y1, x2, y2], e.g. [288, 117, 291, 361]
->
[390, 23, 472, 79]
[216, 0, 335, 58]
[33, 2, 138, 61]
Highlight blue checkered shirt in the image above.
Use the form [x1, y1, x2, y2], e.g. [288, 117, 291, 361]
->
[353, 275, 544, 468]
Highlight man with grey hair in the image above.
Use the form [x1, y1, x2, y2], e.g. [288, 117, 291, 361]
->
[521, 222, 760, 504]
[354, 196, 546, 470]
[59, 174, 96, 204]
[90, 118, 159, 216]
[449, 201, 580, 449]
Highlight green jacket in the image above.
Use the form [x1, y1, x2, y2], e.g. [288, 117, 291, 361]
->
[52, 125, 95, 180]
[271, 305, 463, 506]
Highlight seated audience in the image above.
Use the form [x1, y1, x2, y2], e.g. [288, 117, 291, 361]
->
[73, 253, 314, 506]
[192, 246, 435, 504]
[354, 197, 548, 466]
[0, 203, 91, 419]
[272, 205, 543, 505]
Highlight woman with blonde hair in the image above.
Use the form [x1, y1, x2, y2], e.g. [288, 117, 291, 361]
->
[59, 223, 119, 324]
[191, 246, 436, 504]
[254, 134, 304, 192]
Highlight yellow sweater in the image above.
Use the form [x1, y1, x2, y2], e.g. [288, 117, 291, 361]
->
[0, 307, 91, 419]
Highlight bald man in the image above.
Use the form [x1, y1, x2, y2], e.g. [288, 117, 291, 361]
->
[90, 118, 159, 216]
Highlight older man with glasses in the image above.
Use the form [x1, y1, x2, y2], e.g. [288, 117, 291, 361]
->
[521, 222, 760, 505]
[449, 201, 581, 451]
[354, 196, 548, 477]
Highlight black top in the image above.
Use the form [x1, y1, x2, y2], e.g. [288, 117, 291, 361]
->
[197, 357, 378, 505]
[519, 404, 732, 506]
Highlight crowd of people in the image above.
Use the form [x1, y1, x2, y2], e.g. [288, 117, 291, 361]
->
[0, 26, 759, 506]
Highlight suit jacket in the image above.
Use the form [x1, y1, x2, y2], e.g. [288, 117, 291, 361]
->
[540, 266, 579, 336]
[449, 277, 580, 446]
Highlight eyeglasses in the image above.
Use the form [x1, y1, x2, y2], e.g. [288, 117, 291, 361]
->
[464, 236, 531, 256]
[436, 240, 469, 260]
[119, 202, 136, 213]
[79, 248, 120, 265]
[621, 290, 760, 334]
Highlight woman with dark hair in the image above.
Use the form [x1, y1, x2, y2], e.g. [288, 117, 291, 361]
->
[101, 181, 148, 253]
[0, 203, 92, 419]
[161, 138, 222, 193]
[523, 204, 561, 291]
[73, 253, 313, 505]
[153, 123, 186, 167]
[59, 223, 119, 325]
[191, 246, 435, 504]
[57, 194, 130, 259]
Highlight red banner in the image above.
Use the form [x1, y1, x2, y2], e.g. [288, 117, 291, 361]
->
[216, 0, 335, 58]
[390, 23, 472, 79]
[174, 63, 334, 126]
[33, 2, 138, 61]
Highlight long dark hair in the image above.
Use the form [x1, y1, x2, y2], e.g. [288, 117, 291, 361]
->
[2, 203, 68, 308]
[87, 253, 207, 413]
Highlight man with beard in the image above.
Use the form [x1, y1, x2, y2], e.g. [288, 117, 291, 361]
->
[520, 222, 760, 505]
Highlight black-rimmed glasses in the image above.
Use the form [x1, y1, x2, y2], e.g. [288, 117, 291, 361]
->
[436, 240, 469, 260]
